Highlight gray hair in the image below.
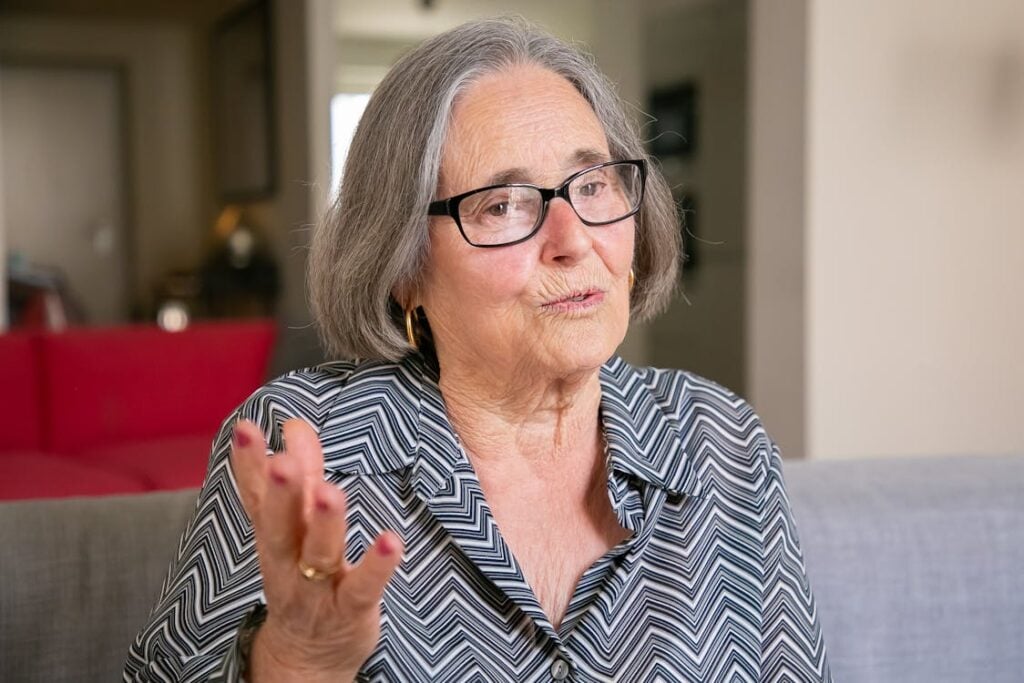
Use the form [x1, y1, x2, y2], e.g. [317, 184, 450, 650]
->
[308, 16, 680, 361]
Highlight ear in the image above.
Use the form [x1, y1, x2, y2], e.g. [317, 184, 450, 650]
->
[391, 282, 419, 312]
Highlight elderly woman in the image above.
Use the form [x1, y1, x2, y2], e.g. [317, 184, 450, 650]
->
[126, 17, 830, 683]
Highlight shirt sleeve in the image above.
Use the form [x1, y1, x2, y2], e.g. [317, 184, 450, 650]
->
[759, 439, 833, 682]
[123, 390, 287, 682]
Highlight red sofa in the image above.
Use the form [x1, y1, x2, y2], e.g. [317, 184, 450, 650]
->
[0, 320, 276, 500]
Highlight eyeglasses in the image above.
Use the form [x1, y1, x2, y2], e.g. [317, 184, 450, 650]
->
[427, 159, 646, 248]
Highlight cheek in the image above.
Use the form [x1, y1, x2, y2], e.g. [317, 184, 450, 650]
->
[423, 235, 536, 318]
[595, 220, 636, 274]
[459, 253, 536, 311]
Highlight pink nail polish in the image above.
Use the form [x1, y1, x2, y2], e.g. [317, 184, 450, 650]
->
[377, 535, 395, 556]
[315, 497, 330, 512]
[270, 470, 287, 485]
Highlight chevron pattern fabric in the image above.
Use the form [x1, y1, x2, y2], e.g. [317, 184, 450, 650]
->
[124, 355, 831, 682]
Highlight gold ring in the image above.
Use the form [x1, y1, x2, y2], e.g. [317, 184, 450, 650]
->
[298, 559, 338, 582]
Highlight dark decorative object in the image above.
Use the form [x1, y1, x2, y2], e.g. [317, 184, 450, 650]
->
[649, 83, 698, 158]
[211, 0, 276, 201]
[200, 225, 280, 318]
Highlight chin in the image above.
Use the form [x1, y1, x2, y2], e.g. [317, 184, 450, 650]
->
[542, 330, 623, 377]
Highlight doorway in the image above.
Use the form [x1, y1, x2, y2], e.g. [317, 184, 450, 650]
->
[0, 61, 133, 326]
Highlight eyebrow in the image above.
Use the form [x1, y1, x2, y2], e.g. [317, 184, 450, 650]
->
[482, 148, 612, 187]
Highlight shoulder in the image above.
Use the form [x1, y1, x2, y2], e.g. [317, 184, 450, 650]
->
[240, 359, 359, 415]
[235, 358, 415, 452]
[604, 357, 773, 471]
[606, 357, 762, 431]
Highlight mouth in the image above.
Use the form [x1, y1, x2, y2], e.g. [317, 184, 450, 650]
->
[542, 289, 605, 310]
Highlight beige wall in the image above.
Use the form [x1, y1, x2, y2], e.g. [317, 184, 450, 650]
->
[805, 0, 1024, 458]
[747, 0, 807, 458]
[0, 16, 204, 314]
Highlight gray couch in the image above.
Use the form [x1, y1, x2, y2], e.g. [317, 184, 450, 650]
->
[1, 455, 1022, 682]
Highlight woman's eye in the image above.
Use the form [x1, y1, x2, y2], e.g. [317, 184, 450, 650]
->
[579, 181, 606, 197]
[484, 202, 509, 217]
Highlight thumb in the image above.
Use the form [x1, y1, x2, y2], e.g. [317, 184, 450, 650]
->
[338, 532, 403, 612]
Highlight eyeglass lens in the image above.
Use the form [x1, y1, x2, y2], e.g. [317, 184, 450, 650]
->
[458, 162, 642, 246]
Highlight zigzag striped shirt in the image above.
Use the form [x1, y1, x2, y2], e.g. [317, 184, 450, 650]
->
[125, 354, 831, 682]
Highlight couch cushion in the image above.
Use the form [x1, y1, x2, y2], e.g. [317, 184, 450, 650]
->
[0, 489, 198, 682]
[0, 332, 44, 452]
[80, 433, 216, 491]
[785, 454, 1024, 683]
[40, 319, 275, 454]
[0, 452, 149, 500]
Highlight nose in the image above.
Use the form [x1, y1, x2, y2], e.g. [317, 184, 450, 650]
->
[538, 197, 592, 264]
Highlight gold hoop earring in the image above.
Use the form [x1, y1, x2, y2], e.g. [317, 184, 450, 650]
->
[404, 307, 419, 351]
[628, 269, 636, 291]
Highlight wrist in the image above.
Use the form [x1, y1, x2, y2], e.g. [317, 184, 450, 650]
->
[248, 617, 359, 683]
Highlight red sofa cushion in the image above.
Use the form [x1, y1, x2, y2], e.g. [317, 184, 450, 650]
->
[0, 452, 149, 500]
[0, 332, 44, 452]
[40, 320, 275, 454]
[81, 434, 217, 491]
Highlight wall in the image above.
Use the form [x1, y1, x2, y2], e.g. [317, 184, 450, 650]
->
[0, 15, 204, 315]
[244, 0, 321, 374]
[332, 0, 595, 43]
[805, 0, 1024, 459]
[746, 0, 807, 458]
[644, 0, 749, 395]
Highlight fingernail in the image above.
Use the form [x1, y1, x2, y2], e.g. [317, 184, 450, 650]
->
[315, 497, 330, 512]
[233, 426, 251, 448]
[377, 534, 395, 556]
[270, 469, 287, 485]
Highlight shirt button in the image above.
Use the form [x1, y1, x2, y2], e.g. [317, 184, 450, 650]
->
[550, 658, 570, 680]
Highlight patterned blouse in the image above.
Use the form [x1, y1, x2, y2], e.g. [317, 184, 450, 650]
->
[124, 355, 831, 682]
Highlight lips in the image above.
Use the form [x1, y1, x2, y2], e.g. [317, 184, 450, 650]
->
[542, 289, 604, 307]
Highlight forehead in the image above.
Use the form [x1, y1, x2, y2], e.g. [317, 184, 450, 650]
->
[439, 64, 611, 195]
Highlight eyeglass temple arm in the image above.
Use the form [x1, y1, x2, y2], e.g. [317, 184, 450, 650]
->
[427, 199, 451, 216]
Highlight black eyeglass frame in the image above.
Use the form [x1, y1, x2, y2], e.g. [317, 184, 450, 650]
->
[427, 159, 647, 248]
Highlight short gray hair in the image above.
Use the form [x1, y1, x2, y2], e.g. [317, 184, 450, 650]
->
[308, 16, 680, 361]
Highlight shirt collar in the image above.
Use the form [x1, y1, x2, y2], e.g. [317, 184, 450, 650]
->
[320, 354, 704, 500]
[598, 356, 704, 499]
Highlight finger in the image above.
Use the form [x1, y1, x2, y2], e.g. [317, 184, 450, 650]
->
[229, 420, 269, 517]
[338, 532, 403, 612]
[257, 448, 308, 562]
[299, 483, 349, 582]
[282, 419, 326, 492]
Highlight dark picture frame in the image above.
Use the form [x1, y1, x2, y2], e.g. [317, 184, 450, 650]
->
[649, 82, 698, 159]
[211, 0, 276, 201]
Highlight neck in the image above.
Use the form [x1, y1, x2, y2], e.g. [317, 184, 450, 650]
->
[436, 354, 604, 464]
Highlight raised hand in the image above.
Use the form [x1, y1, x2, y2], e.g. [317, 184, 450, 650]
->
[230, 418, 403, 683]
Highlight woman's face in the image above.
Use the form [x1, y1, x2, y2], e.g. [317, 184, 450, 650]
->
[420, 64, 635, 380]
